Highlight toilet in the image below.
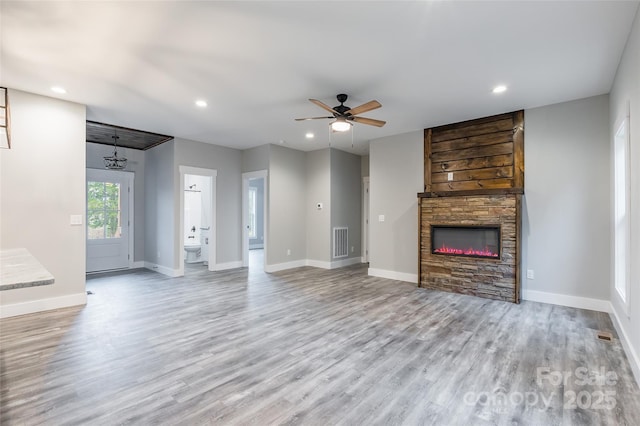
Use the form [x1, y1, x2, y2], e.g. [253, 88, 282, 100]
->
[184, 241, 201, 263]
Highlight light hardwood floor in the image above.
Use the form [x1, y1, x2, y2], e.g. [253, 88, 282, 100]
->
[1, 262, 639, 425]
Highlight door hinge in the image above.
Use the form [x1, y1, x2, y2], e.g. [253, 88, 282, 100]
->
[128, 254, 130, 260]
[128, 186, 131, 193]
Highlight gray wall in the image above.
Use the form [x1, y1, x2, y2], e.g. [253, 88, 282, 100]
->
[144, 140, 175, 269]
[361, 155, 370, 177]
[174, 138, 242, 267]
[242, 144, 270, 173]
[369, 130, 423, 279]
[306, 149, 331, 263]
[249, 177, 264, 248]
[330, 149, 362, 260]
[86, 142, 145, 262]
[1, 89, 87, 312]
[522, 95, 610, 300]
[609, 7, 640, 377]
[268, 144, 307, 265]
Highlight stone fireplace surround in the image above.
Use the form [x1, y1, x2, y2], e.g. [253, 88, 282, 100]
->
[419, 193, 521, 303]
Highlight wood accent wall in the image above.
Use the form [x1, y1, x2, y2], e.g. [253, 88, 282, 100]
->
[418, 194, 521, 303]
[424, 111, 524, 195]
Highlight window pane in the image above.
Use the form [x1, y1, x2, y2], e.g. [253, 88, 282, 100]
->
[105, 211, 122, 238]
[88, 181, 105, 210]
[87, 211, 105, 239]
[104, 182, 120, 210]
[614, 118, 629, 303]
[248, 188, 257, 239]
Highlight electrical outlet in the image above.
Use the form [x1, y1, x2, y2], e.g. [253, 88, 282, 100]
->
[378, 215, 385, 222]
[287, 249, 291, 256]
[70, 214, 83, 225]
[527, 269, 534, 280]
[447, 172, 454, 181]
[351, 246, 354, 253]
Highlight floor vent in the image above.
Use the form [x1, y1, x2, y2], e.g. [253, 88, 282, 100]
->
[333, 227, 348, 258]
[597, 331, 613, 342]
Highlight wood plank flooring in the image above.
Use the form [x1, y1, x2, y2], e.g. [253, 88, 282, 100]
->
[1, 262, 639, 425]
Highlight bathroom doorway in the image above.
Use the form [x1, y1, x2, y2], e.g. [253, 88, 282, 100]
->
[242, 170, 267, 271]
[179, 166, 217, 276]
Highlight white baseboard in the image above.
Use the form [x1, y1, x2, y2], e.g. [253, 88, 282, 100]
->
[214, 261, 243, 271]
[306, 259, 331, 269]
[609, 302, 640, 387]
[265, 259, 307, 273]
[132, 261, 145, 269]
[368, 268, 418, 284]
[522, 289, 610, 313]
[328, 257, 361, 269]
[0, 292, 87, 319]
[144, 262, 181, 277]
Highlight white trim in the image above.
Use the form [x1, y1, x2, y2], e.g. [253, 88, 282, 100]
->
[306, 259, 332, 269]
[179, 166, 217, 276]
[0, 292, 87, 319]
[214, 261, 243, 271]
[522, 289, 610, 313]
[609, 302, 640, 387]
[329, 257, 361, 269]
[368, 268, 418, 284]
[242, 170, 268, 269]
[132, 261, 145, 269]
[265, 259, 307, 273]
[144, 262, 181, 277]
[362, 177, 370, 263]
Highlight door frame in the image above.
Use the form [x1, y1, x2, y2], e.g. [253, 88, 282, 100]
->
[362, 176, 370, 263]
[179, 166, 217, 276]
[242, 170, 268, 268]
[86, 168, 135, 271]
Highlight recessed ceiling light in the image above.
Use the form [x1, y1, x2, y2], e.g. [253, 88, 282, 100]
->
[51, 86, 66, 94]
[195, 100, 207, 107]
[492, 85, 507, 94]
[305, 132, 314, 139]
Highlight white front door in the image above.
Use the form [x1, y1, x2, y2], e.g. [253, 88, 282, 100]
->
[86, 169, 133, 273]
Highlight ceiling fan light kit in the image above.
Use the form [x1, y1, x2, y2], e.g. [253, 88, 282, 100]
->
[331, 118, 352, 132]
[295, 93, 386, 134]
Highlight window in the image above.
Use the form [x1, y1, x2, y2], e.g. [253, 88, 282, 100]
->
[87, 181, 122, 239]
[614, 117, 630, 305]
[248, 187, 257, 239]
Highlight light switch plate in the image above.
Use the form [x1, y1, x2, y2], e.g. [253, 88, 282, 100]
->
[70, 214, 83, 225]
[447, 172, 454, 181]
[526, 269, 534, 280]
[378, 215, 385, 222]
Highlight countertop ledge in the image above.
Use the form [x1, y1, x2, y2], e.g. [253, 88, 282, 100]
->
[1, 248, 55, 291]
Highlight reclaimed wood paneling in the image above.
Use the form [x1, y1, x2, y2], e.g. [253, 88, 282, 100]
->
[424, 128, 432, 192]
[425, 111, 524, 194]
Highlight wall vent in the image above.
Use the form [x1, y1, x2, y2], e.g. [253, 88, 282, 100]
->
[333, 227, 348, 258]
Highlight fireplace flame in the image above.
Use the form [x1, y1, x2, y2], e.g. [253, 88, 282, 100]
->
[434, 244, 499, 258]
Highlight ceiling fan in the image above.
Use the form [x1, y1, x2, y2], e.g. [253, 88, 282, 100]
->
[295, 94, 386, 132]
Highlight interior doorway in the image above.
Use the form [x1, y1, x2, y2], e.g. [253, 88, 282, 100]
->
[179, 166, 217, 276]
[242, 170, 268, 271]
[362, 176, 370, 263]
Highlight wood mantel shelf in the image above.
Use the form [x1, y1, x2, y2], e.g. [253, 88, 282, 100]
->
[0, 248, 55, 291]
[418, 188, 524, 198]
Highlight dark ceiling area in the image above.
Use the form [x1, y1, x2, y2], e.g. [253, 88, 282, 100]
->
[86, 121, 173, 151]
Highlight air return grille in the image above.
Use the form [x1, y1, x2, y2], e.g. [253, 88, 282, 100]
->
[333, 227, 348, 258]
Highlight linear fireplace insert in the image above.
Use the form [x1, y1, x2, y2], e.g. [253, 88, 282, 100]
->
[431, 225, 500, 259]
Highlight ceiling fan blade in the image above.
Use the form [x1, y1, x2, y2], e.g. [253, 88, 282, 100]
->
[352, 116, 386, 127]
[347, 100, 381, 116]
[309, 99, 338, 114]
[295, 116, 334, 121]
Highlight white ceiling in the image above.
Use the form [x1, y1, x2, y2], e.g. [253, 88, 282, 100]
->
[2, 1, 638, 155]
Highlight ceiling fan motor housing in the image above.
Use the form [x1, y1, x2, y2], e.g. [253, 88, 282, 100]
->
[334, 94, 351, 115]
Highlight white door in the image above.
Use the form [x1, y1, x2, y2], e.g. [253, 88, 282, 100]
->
[86, 169, 133, 272]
